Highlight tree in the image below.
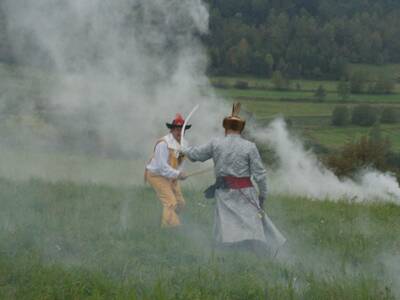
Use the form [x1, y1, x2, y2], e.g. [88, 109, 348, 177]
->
[351, 104, 378, 126]
[380, 106, 400, 124]
[264, 53, 274, 77]
[204, 1, 400, 78]
[271, 70, 289, 90]
[367, 78, 395, 94]
[326, 134, 391, 178]
[337, 79, 350, 100]
[349, 71, 368, 94]
[331, 106, 350, 126]
[314, 84, 326, 102]
[226, 38, 252, 73]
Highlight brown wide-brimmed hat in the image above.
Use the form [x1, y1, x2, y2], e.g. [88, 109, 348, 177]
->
[223, 103, 245, 132]
[166, 113, 192, 130]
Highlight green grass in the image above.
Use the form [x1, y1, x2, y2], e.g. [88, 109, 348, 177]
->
[1, 61, 399, 156]
[349, 63, 400, 82]
[240, 100, 336, 119]
[215, 87, 400, 103]
[0, 178, 399, 299]
[233, 98, 400, 151]
[215, 76, 400, 152]
[306, 124, 400, 150]
[0, 145, 146, 185]
[211, 65, 400, 96]
[211, 76, 340, 92]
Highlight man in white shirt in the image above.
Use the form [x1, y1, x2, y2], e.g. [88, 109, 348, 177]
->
[145, 113, 189, 227]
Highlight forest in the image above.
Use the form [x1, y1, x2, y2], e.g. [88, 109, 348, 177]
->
[1, 0, 400, 80]
[203, 0, 400, 78]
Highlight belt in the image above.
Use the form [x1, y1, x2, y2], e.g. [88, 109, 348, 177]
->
[223, 176, 253, 189]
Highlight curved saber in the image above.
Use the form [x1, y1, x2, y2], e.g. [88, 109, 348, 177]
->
[180, 104, 199, 148]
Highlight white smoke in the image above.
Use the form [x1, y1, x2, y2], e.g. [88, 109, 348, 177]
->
[2, 1, 400, 205]
[2, 0, 222, 159]
[255, 118, 400, 204]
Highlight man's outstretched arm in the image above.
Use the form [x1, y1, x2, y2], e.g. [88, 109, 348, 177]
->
[182, 140, 214, 162]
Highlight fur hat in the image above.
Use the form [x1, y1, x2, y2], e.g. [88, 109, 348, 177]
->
[223, 103, 245, 132]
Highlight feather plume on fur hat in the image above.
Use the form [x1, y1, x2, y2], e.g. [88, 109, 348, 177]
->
[223, 102, 246, 132]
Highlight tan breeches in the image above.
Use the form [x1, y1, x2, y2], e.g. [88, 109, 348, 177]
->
[146, 171, 185, 227]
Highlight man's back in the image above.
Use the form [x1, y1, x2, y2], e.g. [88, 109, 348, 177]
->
[212, 134, 255, 178]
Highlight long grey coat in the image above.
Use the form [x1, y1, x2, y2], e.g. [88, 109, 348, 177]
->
[183, 134, 286, 253]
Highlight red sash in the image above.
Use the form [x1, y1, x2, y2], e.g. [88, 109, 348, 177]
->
[223, 176, 253, 189]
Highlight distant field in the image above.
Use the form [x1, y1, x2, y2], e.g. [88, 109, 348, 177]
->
[211, 65, 400, 95]
[240, 100, 335, 118]
[349, 63, 400, 81]
[0, 178, 399, 299]
[0, 61, 399, 156]
[304, 124, 400, 150]
[213, 67, 400, 153]
[0, 145, 144, 185]
[215, 87, 400, 103]
[231, 98, 400, 151]
[211, 76, 340, 92]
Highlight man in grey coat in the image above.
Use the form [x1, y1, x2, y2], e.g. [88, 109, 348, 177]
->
[182, 103, 286, 255]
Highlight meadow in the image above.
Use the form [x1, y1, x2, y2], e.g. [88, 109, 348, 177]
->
[0, 178, 399, 299]
[211, 66, 400, 152]
[1, 62, 400, 299]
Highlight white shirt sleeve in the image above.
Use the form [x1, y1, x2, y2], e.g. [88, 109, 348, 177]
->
[152, 142, 180, 179]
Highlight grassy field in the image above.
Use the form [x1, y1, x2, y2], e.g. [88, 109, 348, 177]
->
[212, 76, 340, 92]
[211, 64, 400, 94]
[349, 64, 400, 81]
[0, 62, 399, 299]
[211, 66, 400, 153]
[1, 61, 400, 153]
[215, 87, 400, 103]
[229, 98, 400, 151]
[0, 145, 146, 185]
[305, 124, 400, 150]
[0, 178, 399, 299]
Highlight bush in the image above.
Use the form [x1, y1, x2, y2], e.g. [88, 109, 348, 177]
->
[349, 71, 369, 94]
[331, 106, 350, 126]
[314, 84, 326, 102]
[211, 81, 228, 89]
[326, 135, 391, 177]
[367, 79, 395, 94]
[387, 152, 400, 169]
[351, 104, 378, 126]
[271, 71, 290, 90]
[233, 80, 249, 89]
[304, 139, 330, 154]
[380, 106, 400, 124]
[337, 80, 350, 100]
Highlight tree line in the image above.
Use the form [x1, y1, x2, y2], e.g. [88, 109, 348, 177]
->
[203, 0, 400, 79]
[1, 1, 400, 80]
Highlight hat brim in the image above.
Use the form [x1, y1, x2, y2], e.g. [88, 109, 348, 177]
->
[166, 123, 192, 130]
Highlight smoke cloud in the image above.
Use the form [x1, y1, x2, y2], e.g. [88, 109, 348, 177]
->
[1, 1, 400, 205]
[1, 1, 399, 297]
[255, 118, 400, 204]
[2, 0, 222, 159]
